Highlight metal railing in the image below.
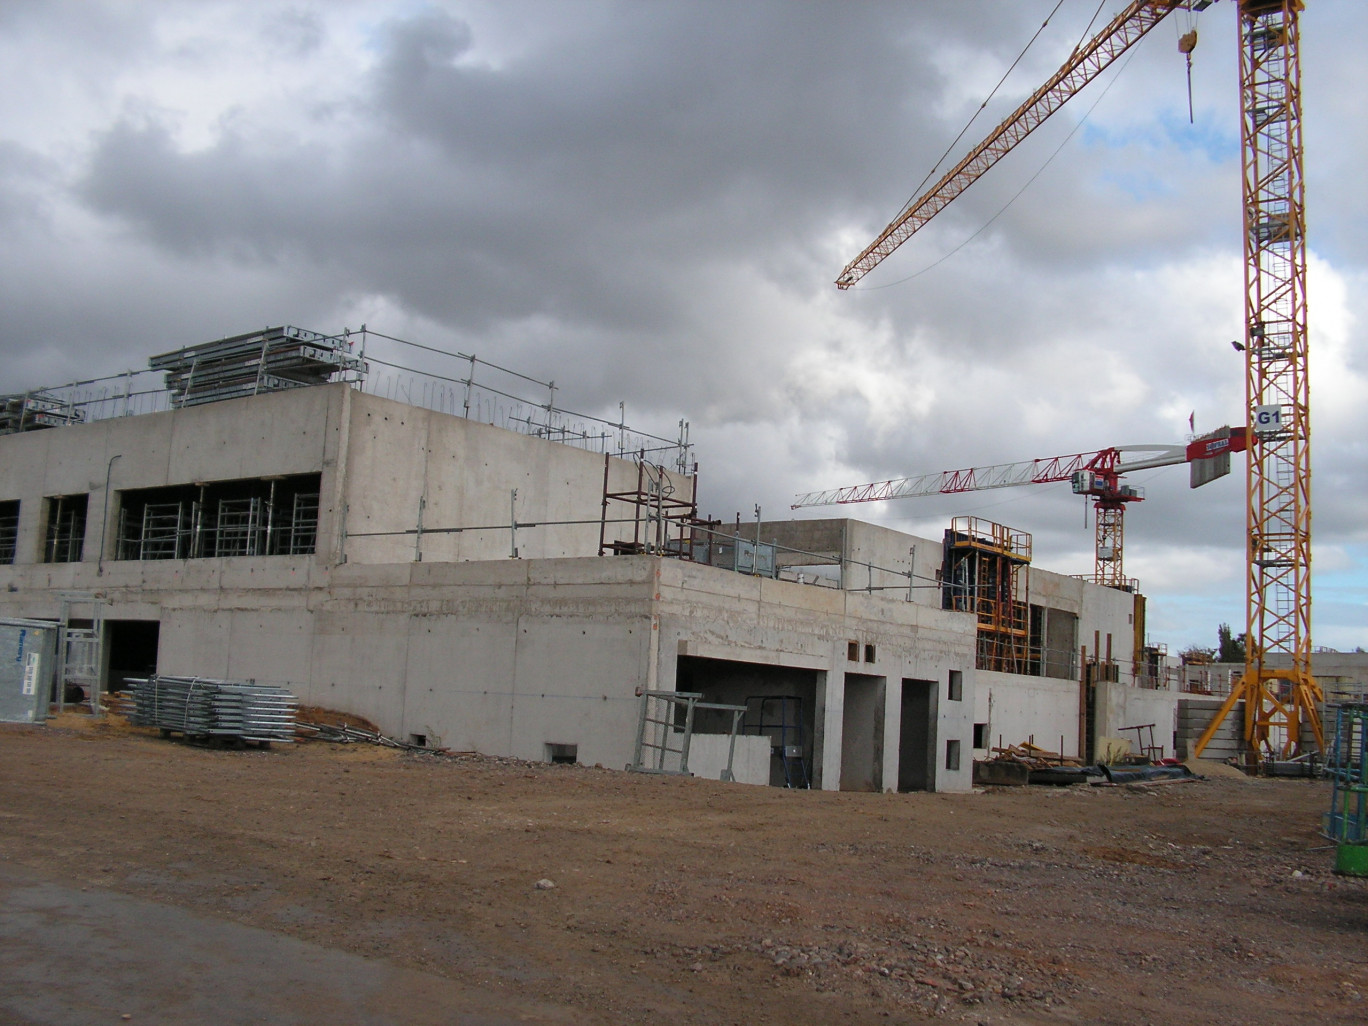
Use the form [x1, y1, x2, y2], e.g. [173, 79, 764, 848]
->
[2, 326, 694, 472]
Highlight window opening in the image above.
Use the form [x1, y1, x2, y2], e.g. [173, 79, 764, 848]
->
[973, 723, 989, 749]
[847, 641, 859, 661]
[945, 738, 962, 772]
[864, 643, 876, 663]
[948, 669, 964, 702]
[115, 474, 321, 560]
[44, 494, 88, 563]
[0, 500, 18, 564]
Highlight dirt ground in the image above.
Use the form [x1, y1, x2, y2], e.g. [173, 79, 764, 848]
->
[2, 716, 1366, 1026]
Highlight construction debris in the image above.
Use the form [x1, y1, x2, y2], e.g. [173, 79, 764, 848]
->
[296, 719, 427, 750]
[974, 740, 1197, 787]
[989, 741, 1083, 768]
[294, 713, 474, 757]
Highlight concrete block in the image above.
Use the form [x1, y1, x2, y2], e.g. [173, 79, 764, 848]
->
[688, 734, 771, 785]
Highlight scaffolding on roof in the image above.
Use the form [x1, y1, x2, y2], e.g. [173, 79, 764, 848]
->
[148, 325, 366, 408]
[0, 392, 84, 434]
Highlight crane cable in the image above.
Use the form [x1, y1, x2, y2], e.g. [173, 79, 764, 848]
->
[857, 1, 1157, 292]
[897, 0, 1075, 217]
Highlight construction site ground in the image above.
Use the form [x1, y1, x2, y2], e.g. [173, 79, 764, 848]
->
[2, 717, 1365, 1026]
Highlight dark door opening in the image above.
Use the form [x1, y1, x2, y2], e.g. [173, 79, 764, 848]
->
[675, 655, 819, 787]
[898, 677, 939, 792]
[106, 620, 160, 693]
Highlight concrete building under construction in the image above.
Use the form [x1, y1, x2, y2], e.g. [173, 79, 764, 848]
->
[0, 328, 1193, 790]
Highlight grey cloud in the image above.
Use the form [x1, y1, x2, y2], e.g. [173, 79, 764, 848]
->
[1, 1, 1361, 650]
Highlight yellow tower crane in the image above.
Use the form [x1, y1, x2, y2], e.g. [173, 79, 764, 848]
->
[835, 1, 1316, 764]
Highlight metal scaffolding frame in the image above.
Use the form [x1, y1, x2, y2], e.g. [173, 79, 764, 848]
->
[942, 517, 1032, 674]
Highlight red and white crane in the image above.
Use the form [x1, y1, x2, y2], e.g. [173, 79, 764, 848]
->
[792, 428, 1247, 590]
[833, 0, 1315, 759]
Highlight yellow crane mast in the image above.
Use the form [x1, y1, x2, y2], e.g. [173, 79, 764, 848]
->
[836, 1, 1316, 764]
[1195, 0, 1317, 761]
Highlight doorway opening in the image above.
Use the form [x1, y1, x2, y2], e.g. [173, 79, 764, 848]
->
[840, 673, 885, 791]
[898, 677, 939, 791]
[675, 655, 819, 787]
[106, 620, 160, 693]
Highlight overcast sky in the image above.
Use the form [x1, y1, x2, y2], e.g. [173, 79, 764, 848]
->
[1, 1, 1363, 653]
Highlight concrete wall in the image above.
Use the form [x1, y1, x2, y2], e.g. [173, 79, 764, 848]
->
[974, 670, 1082, 758]
[339, 390, 693, 565]
[0, 383, 695, 582]
[1025, 568, 1140, 683]
[149, 556, 656, 766]
[1199, 655, 1368, 698]
[656, 560, 978, 792]
[0, 385, 343, 572]
[1094, 681, 1181, 760]
[688, 734, 771, 785]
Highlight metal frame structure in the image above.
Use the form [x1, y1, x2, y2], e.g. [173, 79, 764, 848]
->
[793, 431, 1246, 591]
[942, 517, 1032, 673]
[54, 592, 106, 717]
[598, 453, 700, 557]
[1197, 0, 1317, 760]
[0, 499, 18, 564]
[629, 689, 747, 780]
[741, 695, 812, 788]
[1324, 703, 1368, 846]
[835, 0, 1197, 289]
[833, 0, 1317, 764]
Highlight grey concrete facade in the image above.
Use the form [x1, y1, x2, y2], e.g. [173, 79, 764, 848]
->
[0, 383, 982, 791]
[753, 516, 1155, 761]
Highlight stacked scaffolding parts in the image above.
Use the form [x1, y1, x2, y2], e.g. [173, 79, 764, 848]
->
[149, 326, 366, 408]
[129, 675, 298, 746]
[942, 517, 1031, 674]
[0, 392, 84, 434]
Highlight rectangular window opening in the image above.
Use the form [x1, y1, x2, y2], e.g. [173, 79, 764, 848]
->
[546, 742, 578, 765]
[408, 733, 428, 748]
[973, 723, 989, 749]
[115, 473, 321, 561]
[44, 494, 88, 563]
[0, 499, 18, 564]
[945, 738, 962, 772]
[863, 643, 876, 663]
[846, 641, 859, 662]
[948, 669, 964, 702]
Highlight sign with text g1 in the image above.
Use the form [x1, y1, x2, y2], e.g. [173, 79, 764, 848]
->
[1253, 404, 1285, 436]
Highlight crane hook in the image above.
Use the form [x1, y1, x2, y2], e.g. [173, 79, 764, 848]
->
[1178, 29, 1199, 124]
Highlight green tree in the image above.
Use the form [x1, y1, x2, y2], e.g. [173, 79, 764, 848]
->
[1217, 622, 1246, 663]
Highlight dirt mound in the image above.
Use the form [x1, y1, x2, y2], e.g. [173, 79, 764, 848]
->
[295, 705, 382, 734]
